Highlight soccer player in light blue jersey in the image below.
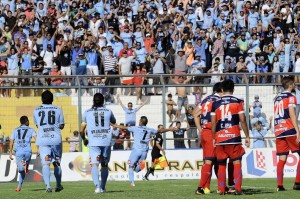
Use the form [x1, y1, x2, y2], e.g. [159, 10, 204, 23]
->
[80, 93, 117, 193]
[33, 90, 65, 193]
[113, 117, 176, 187]
[9, 116, 37, 192]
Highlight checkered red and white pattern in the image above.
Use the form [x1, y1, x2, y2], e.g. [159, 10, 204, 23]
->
[256, 150, 266, 170]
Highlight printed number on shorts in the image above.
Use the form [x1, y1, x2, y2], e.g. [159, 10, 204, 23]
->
[274, 100, 284, 118]
[94, 112, 105, 127]
[39, 110, 56, 126]
[221, 104, 232, 121]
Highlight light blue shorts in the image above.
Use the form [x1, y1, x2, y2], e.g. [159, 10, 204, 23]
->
[89, 146, 111, 165]
[39, 144, 62, 165]
[15, 151, 32, 172]
[128, 149, 148, 166]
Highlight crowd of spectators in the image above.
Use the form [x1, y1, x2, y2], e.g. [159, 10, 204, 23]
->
[0, 0, 300, 98]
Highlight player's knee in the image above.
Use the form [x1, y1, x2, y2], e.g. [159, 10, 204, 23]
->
[53, 162, 60, 167]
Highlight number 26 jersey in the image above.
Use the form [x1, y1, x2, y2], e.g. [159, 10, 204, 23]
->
[274, 92, 297, 138]
[33, 104, 65, 146]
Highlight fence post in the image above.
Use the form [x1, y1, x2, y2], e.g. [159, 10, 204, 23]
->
[160, 75, 167, 149]
[77, 76, 83, 152]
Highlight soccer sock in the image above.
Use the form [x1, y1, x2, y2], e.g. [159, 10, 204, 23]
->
[233, 163, 242, 192]
[295, 159, 300, 183]
[129, 167, 134, 184]
[145, 168, 151, 178]
[218, 164, 227, 193]
[134, 165, 141, 173]
[91, 166, 100, 188]
[42, 165, 51, 189]
[277, 160, 285, 186]
[228, 161, 234, 186]
[100, 167, 109, 190]
[54, 165, 62, 188]
[150, 167, 155, 175]
[198, 164, 212, 189]
[18, 171, 25, 188]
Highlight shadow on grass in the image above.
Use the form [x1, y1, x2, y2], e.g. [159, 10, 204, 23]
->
[242, 188, 275, 195]
[31, 188, 46, 192]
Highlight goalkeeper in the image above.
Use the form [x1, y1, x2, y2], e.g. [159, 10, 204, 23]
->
[144, 124, 166, 180]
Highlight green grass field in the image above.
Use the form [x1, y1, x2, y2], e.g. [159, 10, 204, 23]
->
[0, 178, 299, 199]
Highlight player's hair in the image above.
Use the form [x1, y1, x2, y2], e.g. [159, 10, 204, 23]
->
[221, 79, 234, 93]
[282, 76, 294, 89]
[20, 116, 29, 124]
[213, 82, 223, 93]
[167, 94, 172, 97]
[157, 124, 163, 129]
[140, 116, 148, 125]
[93, 93, 104, 107]
[128, 102, 133, 106]
[41, 90, 53, 104]
[257, 121, 262, 125]
[176, 121, 181, 125]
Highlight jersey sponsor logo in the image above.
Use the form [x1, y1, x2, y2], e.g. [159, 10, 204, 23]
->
[246, 150, 267, 176]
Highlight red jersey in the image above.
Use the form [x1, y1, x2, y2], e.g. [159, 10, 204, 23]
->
[200, 94, 221, 129]
[274, 91, 297, 138]
[211, 95, 244, 145]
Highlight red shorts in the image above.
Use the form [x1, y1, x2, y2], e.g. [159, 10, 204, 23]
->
[276, 136, 300, 155]
[201, 129, 216, 160]
[215, 144, 245, 162]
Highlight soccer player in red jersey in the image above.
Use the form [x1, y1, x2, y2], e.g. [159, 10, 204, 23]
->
[211, 79, 250, 195]
[274, 76, 300, 191]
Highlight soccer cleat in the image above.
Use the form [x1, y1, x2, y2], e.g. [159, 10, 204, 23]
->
[55, 186, 64, 192]
[46, 188, 52, 193]
[277, 186, 286, 192]
[100, 188, 106, 193]
[139, 160, 146, 171]
[203, 187, 210, 194]
[143, 175, 149, 181]
[94, 188, 101, 193]
[130, 183, 136, 187]
[234, 191, 244, 195]
[15, 188, 21, 192]
[195, 187, 205, 195]
[227, 186, 236, 194]
[293, 183, 300, 190]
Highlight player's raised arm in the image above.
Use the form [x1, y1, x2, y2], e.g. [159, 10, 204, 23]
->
[157, 126, 177, 133]
[117, 94, 126, 109]
[137, 98, 149, 110]
[111, 123, 129, 131]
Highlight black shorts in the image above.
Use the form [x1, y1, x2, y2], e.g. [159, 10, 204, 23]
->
[151, 150, 162, 162]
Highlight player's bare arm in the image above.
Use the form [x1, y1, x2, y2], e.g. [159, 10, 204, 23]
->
[138, 98, 149, 110]
[79, 122, 89, 146]
[289, 106, 300, 143]
[9, 139, 14, 160]
[158, 127, 177, 133]
[116, 94, 126, 109]
[211, 114, 216, 146]
[112, 124, 129, 131]
[238, 113, 250, 147]
[192, 106, 202, 133]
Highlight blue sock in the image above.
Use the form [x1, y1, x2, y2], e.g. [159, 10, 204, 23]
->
[100, 167, 109, 190]
[129, 167, 134, 184]
[18, 171, 25, 188]
[135, 165, 141, 173]
[54, 165, 62, 188]
[42, 165, 51, 189]
[91, 166, 100, 188]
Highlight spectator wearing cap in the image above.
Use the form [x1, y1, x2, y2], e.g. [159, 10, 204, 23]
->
[40, 44, 57, 75]
[174, 48, 187, 78]
[103, 48, 117, 95]
[252, 95, 262, 119]
[211, 33, 225, 64]
[118, 50, 136, 95]
[75, 52, 89, 95]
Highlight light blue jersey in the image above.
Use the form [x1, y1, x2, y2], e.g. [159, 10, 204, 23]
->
[83, 107, 116, 146]
[123, 108, 138, 126]
[33, 104, 64, 146]
[135, 48, 147, 63]
[11, 125, 36, 154]
[128, 126, 157, 151]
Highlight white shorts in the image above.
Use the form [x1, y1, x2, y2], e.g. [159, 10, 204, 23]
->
[8, 69, 19, 83]
[87, 65, 99, 75]
[61, 66, 71, 76]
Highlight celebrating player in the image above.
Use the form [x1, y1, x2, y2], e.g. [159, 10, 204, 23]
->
[211, 79, 250, 195]
[9, 116, 37, 192]
[33, 90, 65, 193]
[113, 117, 175, 187]
[193, 82, 222, 194]
[274, 76, 300, 191]
[143, 124, 166, 180]
[80, 93, 117, 193]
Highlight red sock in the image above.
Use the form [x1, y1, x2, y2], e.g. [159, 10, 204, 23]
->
[295, 159, 300, 183]
[233, 163, 242, 192]
[228, 161, 234, 186]
[198, 164, 212, 188]
[277, 160, 285, 186]
[218, 164, 227, 193]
